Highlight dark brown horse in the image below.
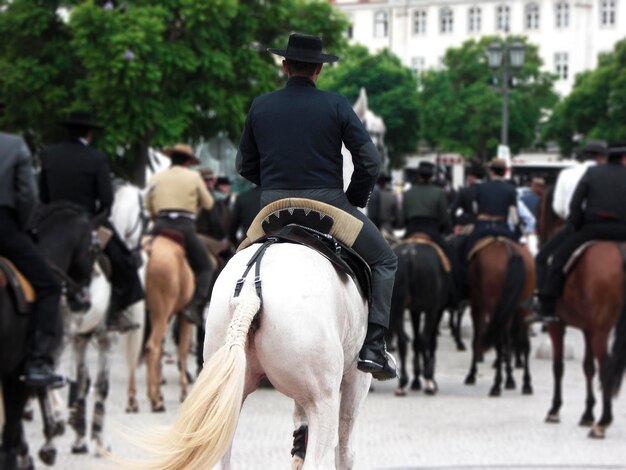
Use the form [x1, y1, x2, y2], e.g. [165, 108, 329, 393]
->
[464, 239, 535, 397]
[538, 190, 626, 438]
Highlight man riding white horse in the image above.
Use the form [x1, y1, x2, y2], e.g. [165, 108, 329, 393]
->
[236, 33, 398, 380]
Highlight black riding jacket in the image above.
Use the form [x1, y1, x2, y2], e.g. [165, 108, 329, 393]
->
[236, 76, 380, 208]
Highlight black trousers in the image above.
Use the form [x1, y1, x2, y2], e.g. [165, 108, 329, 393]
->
[0, 208, 62, 335]
[103, 221, 144, 312]
[262, 189, 397, 329]
[535, 224, 573, 289]
[542, 223, 626, 299]
[153, 217, 213, 302]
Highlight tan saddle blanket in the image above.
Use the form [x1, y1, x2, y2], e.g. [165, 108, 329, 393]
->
[0, 256, 36, 314]
[402, 234, 451, 272]
[563, 241, 626, 275]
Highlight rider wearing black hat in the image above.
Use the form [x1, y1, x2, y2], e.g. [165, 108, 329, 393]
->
[39, 111, 144, 332]
[237, 33, 398, 381]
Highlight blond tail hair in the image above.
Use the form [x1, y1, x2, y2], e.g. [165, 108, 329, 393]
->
[125, 280, 261, 470]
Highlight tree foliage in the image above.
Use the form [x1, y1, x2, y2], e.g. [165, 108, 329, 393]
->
[0, 0, 348, 184]
[419, 37, 557, 161]
[318, 45, 420, 169]
[544, 40, 626, 155]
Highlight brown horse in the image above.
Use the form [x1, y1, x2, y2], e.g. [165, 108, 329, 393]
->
[464, 239, 535, 397]
[538, 191, 626, 438]
[143, 235, 195, 412]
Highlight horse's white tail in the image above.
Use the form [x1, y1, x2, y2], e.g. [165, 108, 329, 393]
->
[130, 281, 261, 470]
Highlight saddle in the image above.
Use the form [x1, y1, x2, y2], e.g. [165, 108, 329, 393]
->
[467, 236, 517, 261]
[0, 257, 35, 314]
[402, 233, 451, 272]
[563, 241, 626, 275]
[241, 198, 371, 301]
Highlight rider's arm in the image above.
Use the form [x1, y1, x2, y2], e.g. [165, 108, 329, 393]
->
[568, 172, 589, 229]
[552, 171, 569, 220]
[437, 190, 451, 233]
[236, 102, 261, 186]
[14, 137, 38, 224]
[341, 96, 380, 208]
[197, 174, 214, 211]
[95, 153, 114, 216]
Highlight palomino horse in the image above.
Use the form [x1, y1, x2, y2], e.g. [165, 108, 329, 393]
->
[143, 234, 194, 412]
[390, 238, 450, 395]
[1, 203, 97, 467]
[464, 239, 535, 397]
[127, 202, 372, 470]
[537, 192, 626, 438]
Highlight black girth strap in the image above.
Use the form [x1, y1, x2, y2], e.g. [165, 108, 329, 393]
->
[233, 237, 279, 305]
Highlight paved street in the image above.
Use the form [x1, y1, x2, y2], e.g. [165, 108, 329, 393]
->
[11, 318, 626, 470]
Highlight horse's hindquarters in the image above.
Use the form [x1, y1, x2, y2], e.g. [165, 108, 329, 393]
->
[0, 288, 29, 374]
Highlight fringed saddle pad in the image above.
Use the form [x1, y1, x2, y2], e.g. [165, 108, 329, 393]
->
[402, 235, 451, 273]
[0, 257, 35, 314]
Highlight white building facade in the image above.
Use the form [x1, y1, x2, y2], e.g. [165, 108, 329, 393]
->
[334, 0, 625, 96]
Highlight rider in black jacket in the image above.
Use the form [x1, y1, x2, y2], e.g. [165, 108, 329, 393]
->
[236, 34, 397, 381]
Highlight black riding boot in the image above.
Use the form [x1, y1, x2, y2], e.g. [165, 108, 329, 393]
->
[23, 331, 65, 388]
[357, 323, 397, 381]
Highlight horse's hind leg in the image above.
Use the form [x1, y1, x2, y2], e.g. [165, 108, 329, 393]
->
[422, 308, 442, 395]
[69, 335, 89, 454]
[91, 332, 113, 456]
[336, 367, 371, 470]
[2, 374, 32, 468]
[546, 322, 565, 423]
[590, 331, 612, 438]
[410, 308, 422, 391]
[146, 315, 169, 412]
[177, 317, 193, 403]
[489, 344, 504, 397]
[291, 403, 308, 470]
[299, 385, 341, 469]
[579, 331, 596, 427]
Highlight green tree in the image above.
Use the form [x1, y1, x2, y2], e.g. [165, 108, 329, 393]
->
[419, 37, 557, 161]
[318, 45, 420, 169]
[0, 0, 348, 185]
[544, 41, 626, 154]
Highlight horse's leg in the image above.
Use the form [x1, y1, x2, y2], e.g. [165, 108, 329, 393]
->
[546, 322, 565, 423]
[177, 317, 193, 403]
[2, 374, 29, 456]
[489, 343, 503, 397]
[520, 322, 533, 395]
[124, 301, 144, 413]
[146, 311, 169, 412]
[336, 367, 371, 470]
[69, 334, 89, 454]
[410, 308, 422, 391]
[579, 331, 596, 427]
[453, 306, 466, 351]
[464, 303, 480, 385]
[590, 331, 613, 439]
[422, 308, 441, 395]
[292, 402, 308, 470]
[504, 333, 516, 390]
[91, 331, 113, 456]
[390, 292, 408, 395]
[301, 392, 340, 469]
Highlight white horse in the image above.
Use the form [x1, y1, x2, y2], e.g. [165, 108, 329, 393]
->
[58, 181, 146, 456]
[127, 236, 371, 469]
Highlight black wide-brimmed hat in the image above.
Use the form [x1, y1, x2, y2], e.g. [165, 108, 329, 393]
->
[608, 141, 626, 160]
[580, 139, 607, 158]
[59, 110, 102, 129]
[417, 161, 435, 177]
[267, 33, 340, 64]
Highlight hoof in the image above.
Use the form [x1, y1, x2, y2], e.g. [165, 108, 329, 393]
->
[545, 413, 560, 424]
[505, 379, 516, 390]
[579, 413, 594, 427]
[125, 403, 139, 413]
[410, 379, 421, 391]
[522, 384, 533, 395]
[489, 388, 501, 397]
[152, 404, 166, 413]
[424, 380, 438, 395]
[292, 456, 304, 470]
[39, 447, 57, 465]
[456, 343, 466, 352]
[394, 388, 407, 397]
[464, 376, 475, 385]
[71, 444, 88, 454]
[588, 425, 606, 439]
[94, 442, 111, 458]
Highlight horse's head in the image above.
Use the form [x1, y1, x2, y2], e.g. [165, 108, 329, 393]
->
[110, 182, 147, 251]
[30, 202, 99, 291]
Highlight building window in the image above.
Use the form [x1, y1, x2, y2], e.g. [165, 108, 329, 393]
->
[496, 5, 510, 32]
[468, 6, 482, 32]
[555, 52, 569, 80]
[413, 9, 427, 34]
[525, 3, 540, 29]
[411, 57, 426, 76]
[600, 0, 617, 25]
[440, 7, 454, 33]
[374, 11, 388, 38]
[555, 1, 570, 28]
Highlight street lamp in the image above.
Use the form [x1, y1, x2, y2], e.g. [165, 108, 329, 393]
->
[487, 40, 525, 148]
